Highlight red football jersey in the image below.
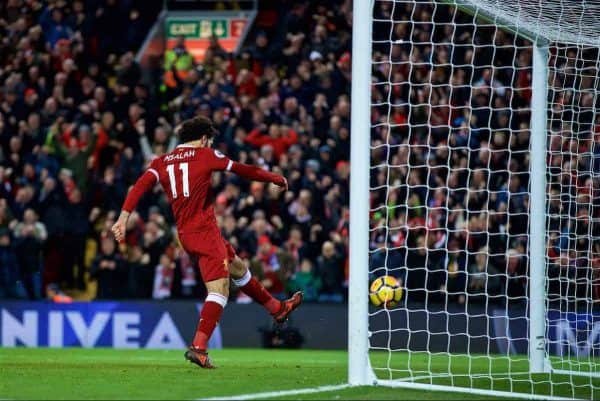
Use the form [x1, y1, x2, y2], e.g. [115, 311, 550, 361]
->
[147, 145, 232, 234]
[121, 143, 284, 237]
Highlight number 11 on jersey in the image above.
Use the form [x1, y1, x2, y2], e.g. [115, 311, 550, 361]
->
[166, 162, 190, 198]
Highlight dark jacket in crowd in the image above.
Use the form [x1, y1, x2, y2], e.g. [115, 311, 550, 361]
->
[315, 245, 345, 295]
[90, 253, 127, 299]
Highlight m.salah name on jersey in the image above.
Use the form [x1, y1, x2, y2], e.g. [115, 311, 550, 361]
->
[164, 149, 196, 162]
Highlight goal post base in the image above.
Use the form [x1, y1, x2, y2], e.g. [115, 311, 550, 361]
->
[530, 357, 553, 375]
[348, 358, 378, 387]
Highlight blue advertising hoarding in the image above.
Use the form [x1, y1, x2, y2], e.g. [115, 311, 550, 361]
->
[1, 301, 599, 354]
[547, 310, 600, 358]
[0, 301, 221, 349]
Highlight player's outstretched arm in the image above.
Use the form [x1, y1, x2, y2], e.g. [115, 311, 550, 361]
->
[208, 148, 286, 189]
[229, 161, 288, 191]
[111, 169, 158, 242]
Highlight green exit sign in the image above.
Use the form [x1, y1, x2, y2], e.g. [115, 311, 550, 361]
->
[166, 20, 199, 38]
[166, 19, 229, 39]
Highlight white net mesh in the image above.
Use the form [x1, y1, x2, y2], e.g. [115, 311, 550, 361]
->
[366, 0, 600, 398]
[460, 0, 600, 46]
[546, 43, 600, 381]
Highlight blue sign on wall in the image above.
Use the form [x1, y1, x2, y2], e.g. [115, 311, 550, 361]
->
[0, 301, 222, 349]
[2, 301, 599, 354]
[547, 310, 600, 357]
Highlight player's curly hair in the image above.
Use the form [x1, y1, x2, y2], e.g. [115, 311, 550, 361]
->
[176, 116, 219, 144]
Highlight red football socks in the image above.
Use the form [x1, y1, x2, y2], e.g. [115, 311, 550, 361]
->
[240, 277, 281, 315]
[192, 296, 225, 351]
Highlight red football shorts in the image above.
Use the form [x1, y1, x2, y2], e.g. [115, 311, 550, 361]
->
[178, 229, 236, 282]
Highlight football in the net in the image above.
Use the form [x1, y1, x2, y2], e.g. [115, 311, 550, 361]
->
[369, 275, 403, 307]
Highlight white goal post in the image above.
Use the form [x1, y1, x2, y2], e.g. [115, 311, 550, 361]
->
[349, 0, 600, 399]
[348, 0, 376, 387]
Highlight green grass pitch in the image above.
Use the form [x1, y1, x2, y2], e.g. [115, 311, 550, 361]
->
[0, 348, 598, 400]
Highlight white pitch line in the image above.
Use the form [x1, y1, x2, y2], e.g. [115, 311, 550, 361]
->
[197, 384, 351, 401]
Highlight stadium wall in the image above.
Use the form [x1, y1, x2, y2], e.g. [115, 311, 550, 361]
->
[0, 301, 348, 349]
[0, 302, 596, 354]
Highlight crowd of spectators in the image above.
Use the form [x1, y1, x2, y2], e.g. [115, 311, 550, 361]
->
[2, 0, 595, 307]
[369, 0, 600, 308]
[0, 0, 161, 299]
[368, 0, 534, 308]
[0, 0, 352, 303]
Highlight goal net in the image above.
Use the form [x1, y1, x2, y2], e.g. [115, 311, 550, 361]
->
[349, 0, 600, 399]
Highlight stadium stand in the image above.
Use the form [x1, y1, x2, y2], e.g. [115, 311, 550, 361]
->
[0, 0, 352, 302]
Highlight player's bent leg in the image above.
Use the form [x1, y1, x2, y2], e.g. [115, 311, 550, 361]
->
[229, 257, 280, 314]
[229, 256, 304, 323]
[205, 276, 230, 296]
[185, 278, 229, 369]
[228, 256, 247, 279]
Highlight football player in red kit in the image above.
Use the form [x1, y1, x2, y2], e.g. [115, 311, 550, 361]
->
[111, 116, 303, 368]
